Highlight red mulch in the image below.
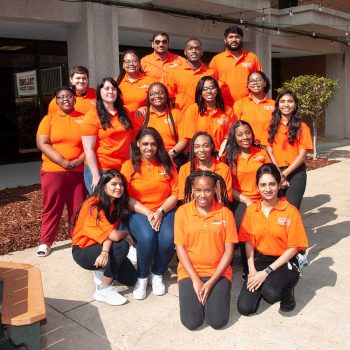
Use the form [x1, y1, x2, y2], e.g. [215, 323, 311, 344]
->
[0, 156, 341, 255]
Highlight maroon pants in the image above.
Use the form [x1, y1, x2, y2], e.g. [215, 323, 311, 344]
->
[40, 171, 87, 245]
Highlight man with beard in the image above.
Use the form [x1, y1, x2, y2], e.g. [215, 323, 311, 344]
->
[141, 32, 186, 84]
[167, 38, 214, 111]
[210, 26, 262, 107]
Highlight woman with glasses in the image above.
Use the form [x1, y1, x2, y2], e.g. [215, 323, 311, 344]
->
[36, 86, 87, 257]
[233, 71, 275, 145]
[183, 76, 236, 156]
[116, 50, 156, 132]
[143, 82, 188, 167]
[81, 77, 133, 193]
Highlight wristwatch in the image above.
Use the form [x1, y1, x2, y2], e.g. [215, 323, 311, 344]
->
[171, 149, 177, 157]
[158, 208, 166, 216]
[264, 266, 274, 275]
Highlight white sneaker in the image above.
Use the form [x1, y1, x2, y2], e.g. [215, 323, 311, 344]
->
[151, 273, 165, 296]
[127, 245, 137, 263]
[133, 277, 148, 300]
[93, 286, 127, 306]
[93, 270, 104, 286]
[36, 244, 51, 257]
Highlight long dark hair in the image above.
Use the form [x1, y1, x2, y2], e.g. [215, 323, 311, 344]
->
[189, 131, 217, 173]
[248, 70, 271, 94]
[256, 163, 281, 186]
[225, 120, 255, 169]
[71, 170, 129, 229]
[115, 50, 142, 86]
[183, 170, 229, 207]
[195, 76, 225, 115]
[268, 89, 301, 144]
[131, 127, 173, 177]
[96, 77, 132, 130]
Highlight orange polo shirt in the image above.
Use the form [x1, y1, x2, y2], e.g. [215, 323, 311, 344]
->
[183, 104, 236, 150]
[231, 146, 270, 202]
[178, 157, 233, 201]
[71, 196, 118, 248]
[121, 159, 178, 211]
[210, 49, 262, 107]
[239, 197, 309, 256]
[141, 51, 186, 84]
[37, 109, 84, 172]
[81, 107, 132, 171]
[268, 122, 313, 167]
[167, 62, 214, 111]
[48, 87, 96, 115]
[234, 94, 275, 145]
[144, 106, 184, 151]
[175, 200, 238, 281]
[117, 73, 156, 115]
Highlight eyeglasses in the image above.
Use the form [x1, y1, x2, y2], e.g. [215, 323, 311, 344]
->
[56, 95, 74, 101]
[202, 86, 217, 92]
[149, 91, 166, 97]
[123, 59, 139, 65]
[248, 78, 264, 84]
[154, 40, 168, 45]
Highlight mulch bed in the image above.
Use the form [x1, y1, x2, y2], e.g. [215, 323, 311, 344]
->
[0, 156, 341, 255]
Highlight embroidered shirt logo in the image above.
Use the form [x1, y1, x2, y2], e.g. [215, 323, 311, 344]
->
[277, 217, 291, 226]
[212, 220, 226, 225]
[75, 120, 83, 124]
[138, 84, 150, 89]
[242, 62, 252, 68]
[163, 119, 171, 124]
[217, 119, 228, 125]
[253, 155, 265, 161]
[264, 105, 275, 111]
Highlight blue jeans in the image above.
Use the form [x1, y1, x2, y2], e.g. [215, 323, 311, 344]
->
[84, 165, 103, 194]
[128, 210, 175, 278]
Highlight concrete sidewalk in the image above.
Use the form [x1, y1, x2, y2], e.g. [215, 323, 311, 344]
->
[1, 142, 350, 349]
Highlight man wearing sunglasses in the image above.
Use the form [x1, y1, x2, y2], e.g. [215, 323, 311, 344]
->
[141, 32, 185, 84]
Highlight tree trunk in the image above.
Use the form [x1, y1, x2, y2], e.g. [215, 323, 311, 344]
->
[312, 121, 317, 160]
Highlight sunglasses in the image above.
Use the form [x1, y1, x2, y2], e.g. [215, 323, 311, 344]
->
[154, 39, 168, 45]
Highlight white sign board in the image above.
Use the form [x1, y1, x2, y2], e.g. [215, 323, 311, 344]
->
[16, 70, 38, 96]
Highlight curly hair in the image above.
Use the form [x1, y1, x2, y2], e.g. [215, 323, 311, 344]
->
[268, 89, 301, 145]
[96, 77, 132, 131]
[183, 170, 229, 207]
[247, 70, 271, 94]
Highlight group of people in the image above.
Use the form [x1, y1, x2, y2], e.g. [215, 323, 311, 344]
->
[35, 25, 312, 329]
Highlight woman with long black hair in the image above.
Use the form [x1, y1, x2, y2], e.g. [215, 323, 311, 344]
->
[81, 77, 133, 193]
[267, 89, 313, 209]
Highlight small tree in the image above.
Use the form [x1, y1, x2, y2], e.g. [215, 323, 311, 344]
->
[277, 75, 338, 159]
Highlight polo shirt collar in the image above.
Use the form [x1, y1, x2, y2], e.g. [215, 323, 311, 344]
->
[149, 105, 168, 118]
[188, 199, 223, 217]
[141, 158, 158, 166]
[248, 93, 268, 104]
[255, 197, 289, 212]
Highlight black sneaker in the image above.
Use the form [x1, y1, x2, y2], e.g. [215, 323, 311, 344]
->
[280, 287, 296, 312]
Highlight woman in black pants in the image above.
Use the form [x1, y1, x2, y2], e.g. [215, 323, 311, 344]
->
[266, 89, 313, 209]
[237, 164, 308, 315]
[71, 169, 137, 306]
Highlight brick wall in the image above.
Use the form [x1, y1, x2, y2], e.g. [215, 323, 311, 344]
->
[272, 55, 326, 135]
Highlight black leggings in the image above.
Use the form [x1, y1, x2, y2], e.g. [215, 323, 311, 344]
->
[279, 163, 307, 210]
[72, 239, 137, 286]
[237, 252, 300, 316]
[179, 277, 231, 330]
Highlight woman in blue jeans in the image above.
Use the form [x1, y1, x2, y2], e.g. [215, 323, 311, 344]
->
[121, 127, 178, 300]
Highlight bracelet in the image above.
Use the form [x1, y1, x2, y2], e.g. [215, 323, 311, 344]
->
[102, 250, 109, 254]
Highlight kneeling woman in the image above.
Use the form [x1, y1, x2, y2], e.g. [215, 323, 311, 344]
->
[71, 170, 137, 306]
[175, 170, 238, 330]
[237, 163, 308, 315]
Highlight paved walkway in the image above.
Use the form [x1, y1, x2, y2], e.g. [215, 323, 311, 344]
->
[1, 140, 350, 349]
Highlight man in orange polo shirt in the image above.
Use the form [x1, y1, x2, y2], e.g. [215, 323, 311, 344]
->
[141, 32, 186, 84]
[210, 26, 262, 107]
[167, 38, 214, 111]
[48, 66, 96, 114]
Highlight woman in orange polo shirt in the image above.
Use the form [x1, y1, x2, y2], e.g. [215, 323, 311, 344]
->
[178, 131, 232, 202]
[72, 169, 137, 306]
[82, 77, 133, 193]
[267, 89, 313, 209]
[116, 50, 156, 128]
[36, 86, 87, 257]
[183, 76, 236, 155]
[237, 163, 308, 315]
[143, 82, 188, 168]
[120, 127, 178, 300]
[175, 170, 237, 330]
[225, 120, 270, 279]
[233, 70, 275, 145]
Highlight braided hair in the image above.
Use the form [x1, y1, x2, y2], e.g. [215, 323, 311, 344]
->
[183, 170, 229, 207]
[189, 131, 217, 173]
